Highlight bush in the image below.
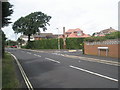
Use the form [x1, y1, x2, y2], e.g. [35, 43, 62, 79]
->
[84, 31, 120, 42]
[66, 38, 84, 49]
[24, 38, 84, 49]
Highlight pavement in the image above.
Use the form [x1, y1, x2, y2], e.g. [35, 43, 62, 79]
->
[6, 48, 119, 88]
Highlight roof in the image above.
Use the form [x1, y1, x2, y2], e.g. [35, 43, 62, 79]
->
[20, 35, 34, 38]
[100, 27, 117, 33]
[66, 28, 83, 33]
[34, 33, 53, 38]
[68, 33, 90, 38]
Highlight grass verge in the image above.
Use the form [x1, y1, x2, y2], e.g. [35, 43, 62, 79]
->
[2, 52, 20, 88]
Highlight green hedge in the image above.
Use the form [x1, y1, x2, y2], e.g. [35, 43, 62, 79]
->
[85, 31, 120, 42]
[66, 38, 84, 49]
[25, 38, 84, 49]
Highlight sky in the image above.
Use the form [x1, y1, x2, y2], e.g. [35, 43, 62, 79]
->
[2, 0, 119, 40]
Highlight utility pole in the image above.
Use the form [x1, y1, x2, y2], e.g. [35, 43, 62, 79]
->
[63, 27, 66, 49]
[57, 28, 60, 51]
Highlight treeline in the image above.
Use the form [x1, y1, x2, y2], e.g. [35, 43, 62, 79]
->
[23, 38, 85, 49]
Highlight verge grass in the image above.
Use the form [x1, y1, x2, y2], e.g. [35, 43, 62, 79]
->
[2, 52, 20, 88]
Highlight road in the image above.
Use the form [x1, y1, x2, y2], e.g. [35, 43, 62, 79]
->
[6, 48, 118, 88]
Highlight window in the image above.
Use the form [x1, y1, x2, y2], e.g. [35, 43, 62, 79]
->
[77, 31, 81, 36]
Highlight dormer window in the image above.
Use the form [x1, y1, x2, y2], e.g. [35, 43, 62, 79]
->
[77, 31, 81, 36]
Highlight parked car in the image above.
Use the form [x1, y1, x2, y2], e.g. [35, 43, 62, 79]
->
[11, 45, 17, 48]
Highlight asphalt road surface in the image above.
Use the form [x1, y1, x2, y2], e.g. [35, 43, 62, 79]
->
[6, 48, 118, 88]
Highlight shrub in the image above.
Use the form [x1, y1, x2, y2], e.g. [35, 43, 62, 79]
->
[84, 31, 120, 42]
[24, 38, 84, 49]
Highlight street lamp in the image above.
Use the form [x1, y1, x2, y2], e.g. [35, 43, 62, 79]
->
[56, 28, 60, 51]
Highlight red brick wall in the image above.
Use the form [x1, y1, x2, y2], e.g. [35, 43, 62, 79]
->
[84, 43, 120, 58]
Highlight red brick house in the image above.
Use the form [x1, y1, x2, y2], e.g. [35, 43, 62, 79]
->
[59, 28, 90, 38]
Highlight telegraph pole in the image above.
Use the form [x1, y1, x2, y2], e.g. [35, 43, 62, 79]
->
[57, 28, 60, 51]
[63, 27, 66, 49]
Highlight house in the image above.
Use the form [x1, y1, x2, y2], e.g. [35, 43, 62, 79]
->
[19, 35, 35, 46]
[59, 28, 90, 38]
[19, 35, 34, 41]
[34, 33, 63, 40]
[94, 27, 117, 36]
[34, 33, 53, 40]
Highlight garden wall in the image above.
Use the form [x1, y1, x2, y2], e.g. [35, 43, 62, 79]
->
[84, 39, 120, 58]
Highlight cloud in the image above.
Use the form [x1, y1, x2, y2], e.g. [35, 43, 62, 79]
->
[2, 0, 119, 40]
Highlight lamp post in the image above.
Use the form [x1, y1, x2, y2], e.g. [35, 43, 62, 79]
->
[57, 28, 60, 51]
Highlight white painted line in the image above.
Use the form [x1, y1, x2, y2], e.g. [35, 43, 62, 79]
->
[78, 61, 81, 62]
[34, 54, 38, 56]
[27, 52, 31, 54]
[61, 54, 65, 56]
[33, 54, 41, 57]
[45, 58, 60, 64]
[69, 65, 118, 82]
[37, 55, 41, 57]
[8, 52, 34, 90]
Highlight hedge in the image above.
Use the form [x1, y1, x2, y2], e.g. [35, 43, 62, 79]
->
[85, 31, 120, 42]
[66, 38, 84, 49]
[24, 38, 84, 49]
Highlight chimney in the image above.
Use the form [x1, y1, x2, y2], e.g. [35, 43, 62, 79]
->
[110, 27, 112, 29]
[63, 27, 65, 35]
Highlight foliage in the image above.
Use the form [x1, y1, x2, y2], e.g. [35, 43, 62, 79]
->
[12, 12, 51, 42]
[2, 2, 13, 27]
[0, 30, 6, 58]
[5, 40, 17, 46]
[105, 31, 120, 39]
[24, 38, 84, 49]
[84, 31, 120, 42]
[66, 38, 84, 49]
[1, 2, 13, 58]
[17, 38, 25, 46]
[2, 53, 20, 88]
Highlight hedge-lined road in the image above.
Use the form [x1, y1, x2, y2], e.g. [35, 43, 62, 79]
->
[6, 48, 118, 88]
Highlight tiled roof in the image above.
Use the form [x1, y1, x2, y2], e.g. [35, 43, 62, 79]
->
[100, 27, 117, 34]
[68, 33, 90, 38]
[66, 28, 83, 33]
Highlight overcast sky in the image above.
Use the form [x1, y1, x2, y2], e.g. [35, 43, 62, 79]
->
[2, 0, 119, 40]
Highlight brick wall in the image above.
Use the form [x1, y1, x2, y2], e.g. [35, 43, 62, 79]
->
[84, 39, 120, 58]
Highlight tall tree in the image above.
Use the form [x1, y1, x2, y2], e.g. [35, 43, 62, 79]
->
[17, 38, 25, 46]
[0, 2, 13, 58]
[2, 2, 13, 27]
[12, 12, 51, 42]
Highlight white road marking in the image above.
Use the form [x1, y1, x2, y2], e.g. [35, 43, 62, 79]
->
[27, 52, 31, 54]
[78, 61, 81, 62]
[37, 55, 41, 57]
[34, 54, 41, 57]
[52, 53, 65, 56]
[8, 52, 34, 90]
[45, 58, 60, 64]
[69, 65, 118, 82]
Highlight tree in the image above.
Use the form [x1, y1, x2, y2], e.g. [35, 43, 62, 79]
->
[17, 38, 25, 46]
[12, 12, 52, 42]
[92, 33, 95, 36]
[2, 2, 13, 27]
[6, 40, 17, 46]
[0, 2, 13, 58]
[0, 30, 6, 58]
